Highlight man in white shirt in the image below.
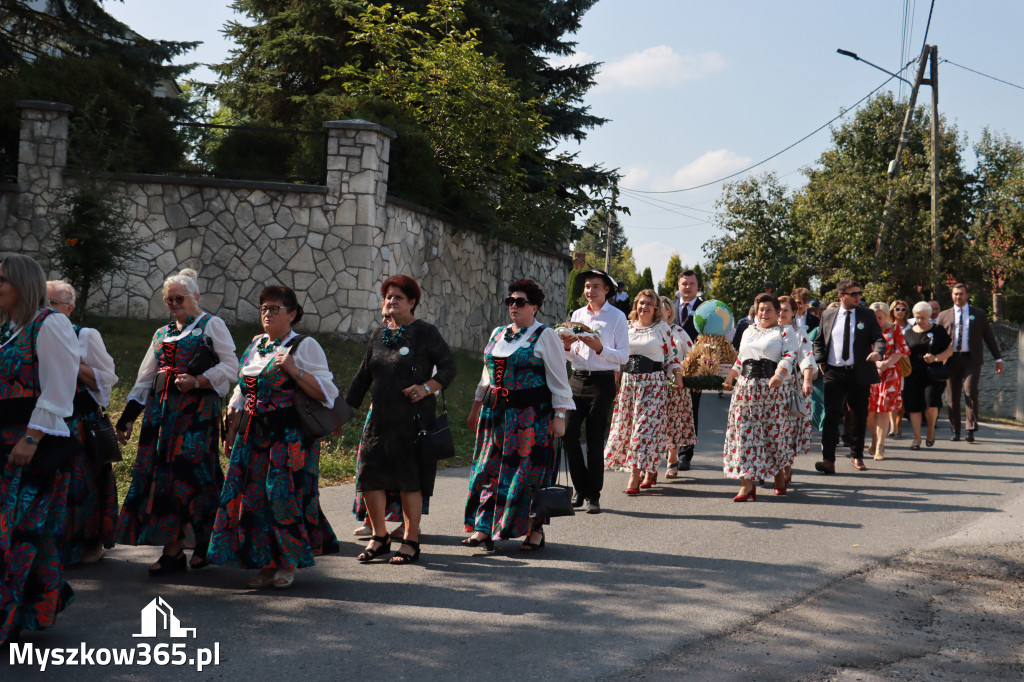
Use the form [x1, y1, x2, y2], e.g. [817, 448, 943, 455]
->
[562, 269, 629, 514]
[675, 270, 703, 470]
[936, 283, 1004, 443]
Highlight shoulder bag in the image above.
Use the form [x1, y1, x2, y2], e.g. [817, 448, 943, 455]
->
[86, 408, 122, 465]
[529, 440, 575, 519]
[288, 336, 354, 442]
[898, 355, 913, 378]
[416, 390, 456, 462]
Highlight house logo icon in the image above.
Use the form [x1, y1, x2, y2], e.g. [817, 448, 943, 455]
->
[133, 596, 197, 638]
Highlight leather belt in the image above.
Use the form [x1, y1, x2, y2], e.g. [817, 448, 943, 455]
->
[740, 359, 778, 379]
[623, 355, 663, 374]
[571, 369, 615, 378]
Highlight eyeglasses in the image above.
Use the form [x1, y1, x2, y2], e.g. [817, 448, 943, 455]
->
[0, 276, 8, 285]
[163, 295, 187, 305]
[260, 305, 291, 316]
[49, 299, 71, 307]
[505, 297, 530, 308]
[842, 291, 863, 297]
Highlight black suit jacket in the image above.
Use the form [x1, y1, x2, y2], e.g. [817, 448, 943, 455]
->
[936, 305, 1002, 365]
[678, 296, 704, 339]
[799, 313, 820, 333]
[812, 306, 887, 385]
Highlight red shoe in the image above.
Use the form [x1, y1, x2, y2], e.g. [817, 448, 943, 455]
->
[733, 488, 756, 502]
[639, 472, 657, 489]
[774, 483, 787, 496]
[625, 487, 640, 496]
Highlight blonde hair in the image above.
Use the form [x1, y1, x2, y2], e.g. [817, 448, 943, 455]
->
[889, 299, 909, 323]
[658, 295, 674, 320]
[628, 289, 658, 322]
[0, 253, 47, 328]
[47, 279, 77, 306]
[162, 268, 200, 298]
[869, 301, 889, 315]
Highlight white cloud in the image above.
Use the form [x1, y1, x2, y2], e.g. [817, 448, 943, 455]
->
[599, 47, 725, 90]
[633, 242, 695, 284]
[655, 150, 753, 191]
[620, 165, 651, 189]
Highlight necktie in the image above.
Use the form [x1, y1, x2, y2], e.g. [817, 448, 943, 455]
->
[842, 311, 851, 362]
[680, 303, 689, 326]
[956, 309, 964, 352]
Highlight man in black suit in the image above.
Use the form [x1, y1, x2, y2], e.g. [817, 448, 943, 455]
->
[936, 282, 1004, 443]
[812, 279, 886, 473]
[675, 269, 703, 470]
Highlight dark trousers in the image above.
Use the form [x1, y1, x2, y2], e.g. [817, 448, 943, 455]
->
[679, 389, 701, 461]
[821, 365, 870, 461]
[564, 372, 616, 502]
[946, 353, 981, 433]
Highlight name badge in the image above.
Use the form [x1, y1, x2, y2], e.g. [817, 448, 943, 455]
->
[399, 347, 410, 356]
[191, 328, 203, 337]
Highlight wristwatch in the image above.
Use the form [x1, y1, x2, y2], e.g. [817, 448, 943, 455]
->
[194, 376, 201, 389]
[554, 411, 566, 419]
[423, 384, 432, 395]
[25, 435, 39, 446]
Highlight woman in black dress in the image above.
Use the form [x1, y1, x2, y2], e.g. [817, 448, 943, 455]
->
[902, 301, 953, 450]
[346, 275, 457, 564]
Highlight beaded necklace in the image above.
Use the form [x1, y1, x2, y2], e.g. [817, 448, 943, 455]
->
[0, 321, 14, 347]
[382, 324, 407, 348]
[255, 335, 285, 357]
[503, 325, 527, 343]
[166, 315, 196, 334]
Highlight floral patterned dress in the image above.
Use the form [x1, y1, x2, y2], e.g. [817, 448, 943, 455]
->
[62, 326, 119, 564]
[723, 325, 797, 481]
[869, 325, 911, 413]
[665, 323, 696, 451]
[208, 333, 339, 570]
[780, 324, 817, 469]
[0, 309, 78, 640]
[464, 323, 572, 540]
[117, 313, 237, 556]
[605, 320, 681, 474]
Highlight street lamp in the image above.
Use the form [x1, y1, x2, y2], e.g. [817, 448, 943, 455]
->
[836, 49, 913, 87]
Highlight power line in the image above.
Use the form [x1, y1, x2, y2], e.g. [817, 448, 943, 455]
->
[919, 0, 936, 56]
[621, 70, 909, 195]
[618, 188, 716, 214]
[942, 59, 1024, 92]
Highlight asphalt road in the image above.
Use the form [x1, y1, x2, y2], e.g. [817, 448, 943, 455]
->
[8, 395, 1024, 680]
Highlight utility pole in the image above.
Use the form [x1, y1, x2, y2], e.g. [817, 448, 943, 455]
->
[874, 45, 932, 268]
[926, 45, 941, 297]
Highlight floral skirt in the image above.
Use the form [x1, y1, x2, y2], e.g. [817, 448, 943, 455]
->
[665, 385, 697, 450]
[723, 377, 789, 480]
[605, 372, 668, 474]
[116, 390, 224, 552]
[208, 415, 338, 570]
[1, 432, 74, 641]
[63, 412, 118, 564]
[464, 403, 555, 540]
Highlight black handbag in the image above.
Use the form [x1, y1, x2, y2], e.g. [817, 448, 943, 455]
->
[186, 333, 219, 377]
[416, 391, 456, 462]
[287, 336, 354, 442]
[85, 409, 122, 465]
[530, 440, 575, 519]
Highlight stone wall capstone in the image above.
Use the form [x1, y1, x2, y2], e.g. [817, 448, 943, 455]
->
[0, 101, 570, 353]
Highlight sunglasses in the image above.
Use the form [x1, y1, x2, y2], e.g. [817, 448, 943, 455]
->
[164, 295, 188, 305]
[505, 297, 531, 308]
[893, 307, 907, 312]
[0, 275, 7, 285]
[260, 305, 291, 315]
[842, 291, 863, 297]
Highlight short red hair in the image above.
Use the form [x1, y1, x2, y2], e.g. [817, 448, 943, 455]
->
[381, 275, 421, 312]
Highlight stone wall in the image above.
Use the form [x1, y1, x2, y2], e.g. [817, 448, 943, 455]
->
[976, 321, 1021, 420]
[0, 101, 569, 352]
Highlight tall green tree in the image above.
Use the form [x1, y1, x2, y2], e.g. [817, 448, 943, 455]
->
[795, 93, 972, 302]
[705, 172, 811, 317]
[575, 207, 627, 265]
[658, 253, 682, 297]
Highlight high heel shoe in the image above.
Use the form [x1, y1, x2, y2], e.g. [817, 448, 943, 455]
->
[148, 551, 187, 576]
[639, 472, 657, 489]
[357, 534, 392, 562]
[519, 530, 545, 551]
[733, 487, 757, 502]
[389, 540, 420, 565]
[461, 533, 494, 551]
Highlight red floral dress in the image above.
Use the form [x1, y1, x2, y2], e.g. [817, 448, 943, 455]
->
[868, 325, 910, 413]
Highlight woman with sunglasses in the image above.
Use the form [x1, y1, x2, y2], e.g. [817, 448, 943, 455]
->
[0, 254, 79, 642]
[209, 286, 339, 589]
[463, 280, 572, 551]
[888, 299, 912, 438]
[115, 268, 238, 575]
[46, 280, 119, 565]
[346, 275, 457, 564]
[605, 289, 683, 494]
[867, 301, 910, 460]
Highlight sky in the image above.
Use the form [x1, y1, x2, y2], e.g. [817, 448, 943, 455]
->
[105, 1, 1024, 283]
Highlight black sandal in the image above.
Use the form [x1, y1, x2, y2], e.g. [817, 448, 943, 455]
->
[389, 539, 420, 565]
[190, 540, 210, 570]
[461, 534, 494, 551]
[357, 535, 392, 562]
[148, 551, 187, 576]
[519, 530, 545, 551]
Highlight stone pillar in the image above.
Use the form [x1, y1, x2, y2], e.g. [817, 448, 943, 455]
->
[1, 101, 72, 256]
[322, 119, 397, 336]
